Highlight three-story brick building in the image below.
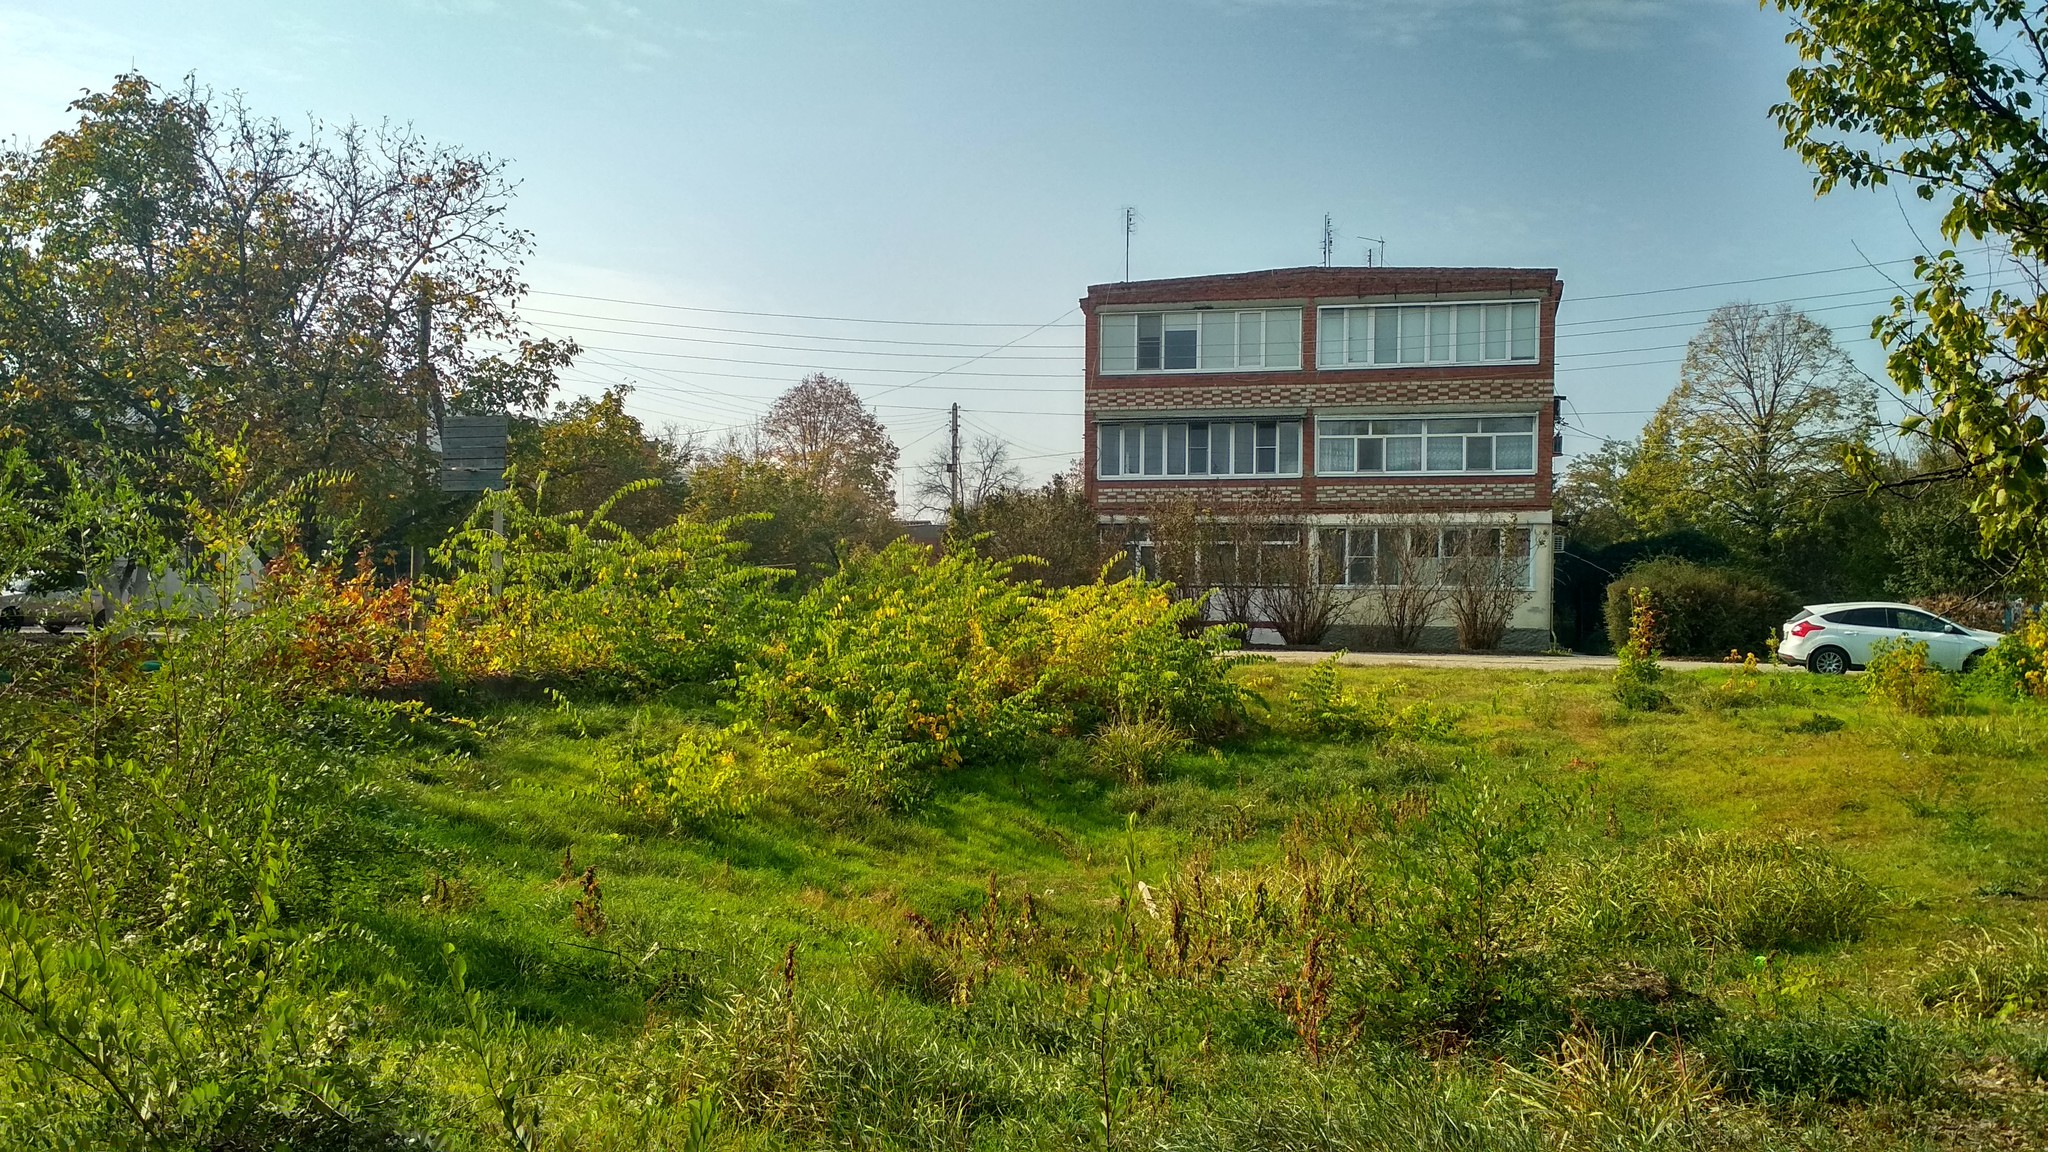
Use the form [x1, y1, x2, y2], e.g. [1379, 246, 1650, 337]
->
[1081, 265, 1565, 649]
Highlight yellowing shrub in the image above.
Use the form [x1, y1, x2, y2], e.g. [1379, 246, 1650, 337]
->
[1976, 611, 2048, 698]
[1864, 637, 1952, 715]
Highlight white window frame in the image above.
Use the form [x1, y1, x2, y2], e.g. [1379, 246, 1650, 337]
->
[1315, 414, 1538, 477]
[1316, 300, 1541, 369]
[1096, 419, 1304, 480]
[1099, 308, 1303, 375]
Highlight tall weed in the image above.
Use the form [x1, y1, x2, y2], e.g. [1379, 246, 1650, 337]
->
[425, 483, 783, 688]
[1551, 832, 1882, 953]
[1613, 589, 1667, 712]
[1283, 655, 1459, 742]
[1918, 928, 2048, 1016]
[1497, 1031, 1719, 1149]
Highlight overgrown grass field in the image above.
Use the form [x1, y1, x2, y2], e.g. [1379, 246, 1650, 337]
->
[10, 481, 2048, 1149]
[314, 660, 2048, 1149]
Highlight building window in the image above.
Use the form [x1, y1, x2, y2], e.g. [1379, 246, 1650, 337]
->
[1315, 526, 1534, 590]
[1097, 420, 1303, 478]
[1316, 301, 1539, 368]
[1316, 415, 1536, 475]
[1100, 308, 1304, 374]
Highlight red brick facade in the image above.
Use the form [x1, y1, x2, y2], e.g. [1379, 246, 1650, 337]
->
[1081, 266, 1564, 519]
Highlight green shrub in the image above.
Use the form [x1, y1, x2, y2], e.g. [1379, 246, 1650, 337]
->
[1864, 636, 1954, 715]
[1786, 712, 1846, 735]
[597, 716, 776, 824]
[1603, 558, 1795, 659]
[1918, 927, 2048, 1015]
[1703, 1011, 1940, 1103]
[740, 541, 1246, 802]
[1927, 714, 2048, 758]
[2012, 1034, 2048, 1082]
[427, 485, 785, 688]
[1566, 964, 1721, 1046]
[1337, 786, 1559, 1043]
[866, 945, 962, 1006]
[1498, 1031, 1720, 1148]
[1183, 1057, 1538, 1152]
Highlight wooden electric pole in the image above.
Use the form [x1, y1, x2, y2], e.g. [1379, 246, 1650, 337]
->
[947, 402, 962, 513]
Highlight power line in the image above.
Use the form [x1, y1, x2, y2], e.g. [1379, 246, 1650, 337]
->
[525, 306, 1083, 349]
[540, 283, 1895, 353]
[537, 286, 1939, 381]
[565, 341, 1076, 380]
[1565, 248, 1994, 302]
[863, 308, 1081, 400]
[529, 289, 1084, 328]
[526, 244, 2000, 338]
[1557, 286, 1907, 331]
[1556, 318, 1883, 362]
[533, 319, 1080, 360]
[538, 249, 2025, 451]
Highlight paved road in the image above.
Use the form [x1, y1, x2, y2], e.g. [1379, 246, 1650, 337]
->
[1250, 648, 1787, 673]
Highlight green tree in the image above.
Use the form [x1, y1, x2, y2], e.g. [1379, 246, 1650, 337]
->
[1773, 0, 2048, 574]
[1558, 305, 1888, 598]
[685, 375, 901, 578]
[1880, 446, 2018, 598]
[1556, 409, 1694, 548]
[758, 373, 899, 511]
[0, 73, 572, 547]
[952, 468, 1104, 586]
[509, 387, 692, 534]
[1660, 302, 1876, 568]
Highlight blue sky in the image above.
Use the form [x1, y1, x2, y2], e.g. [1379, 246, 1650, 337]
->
[0, 0, 1956, 503]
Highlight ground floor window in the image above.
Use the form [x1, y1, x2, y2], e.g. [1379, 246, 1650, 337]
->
[1106, 521, 1535, 591]
[1314, 525, 1534, 590]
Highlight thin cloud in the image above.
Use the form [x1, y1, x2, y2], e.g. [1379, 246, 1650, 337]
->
[1215, 0, 1734, 53]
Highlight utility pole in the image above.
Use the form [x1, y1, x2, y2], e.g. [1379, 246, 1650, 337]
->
[1122, 206, 1136, 282]
[947, 402, 962, 514]
[1321, 214, 1334, 267]
[1357, 235, 1386, 268]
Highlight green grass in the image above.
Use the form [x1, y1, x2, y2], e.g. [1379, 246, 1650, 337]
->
[314, 661, 2048, 1148]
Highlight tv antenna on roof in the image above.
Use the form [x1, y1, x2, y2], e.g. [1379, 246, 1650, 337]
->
[1122, 206, 1138, 281]
[1358, 235, 1386, 268]
[1321, 214, 1335, 267]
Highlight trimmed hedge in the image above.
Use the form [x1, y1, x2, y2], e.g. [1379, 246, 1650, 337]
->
[1603, 558, 1797, 659]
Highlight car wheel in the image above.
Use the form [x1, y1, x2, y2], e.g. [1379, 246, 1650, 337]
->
[0, 610, 18, 632]
[1963, 649, 1986, 673]
[1808, 646, 1850, 675]
[40, 619, 65, 634]
[89, 608, 108, 629]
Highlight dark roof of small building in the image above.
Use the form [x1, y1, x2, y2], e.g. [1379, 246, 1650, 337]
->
[1082, 265, 1563, 308]
[897, 520, 946, 547]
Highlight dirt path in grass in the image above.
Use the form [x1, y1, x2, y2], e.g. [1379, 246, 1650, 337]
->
[1252, 648, 1782, 672]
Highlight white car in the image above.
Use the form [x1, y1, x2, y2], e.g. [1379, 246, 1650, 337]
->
[0, 573, 110, 633]
[1779, 601, 2001, 675]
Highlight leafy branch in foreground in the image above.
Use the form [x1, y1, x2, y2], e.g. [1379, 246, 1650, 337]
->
[1774, 0, 2048, 577]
